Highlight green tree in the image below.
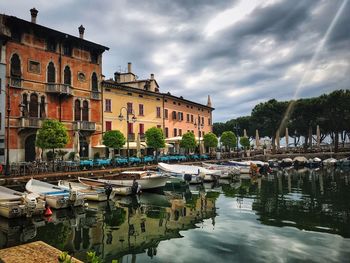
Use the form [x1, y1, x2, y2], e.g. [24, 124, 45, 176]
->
[180, 132, 197, 153]
[220, 131, 237, 151]
[240, 137, 250, 156]
[36, 120, 69, 171]
[103, 130, 126, 158]
[145, 127, 165, 161]
[203, 132, 218, 154]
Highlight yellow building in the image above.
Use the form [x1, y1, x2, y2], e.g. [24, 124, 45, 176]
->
[102, 63, 163, 155]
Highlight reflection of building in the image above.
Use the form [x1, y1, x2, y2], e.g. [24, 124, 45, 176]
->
[0, 9, 109, 162]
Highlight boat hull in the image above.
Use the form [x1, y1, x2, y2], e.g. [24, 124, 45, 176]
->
[44, 194, 84, 209]
[0, 201, 26, 219]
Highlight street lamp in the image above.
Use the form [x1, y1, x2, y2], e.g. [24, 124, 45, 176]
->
[194, 119, 204, 156]
[234, 124, 240, 156]
[118, 107, 137, 165]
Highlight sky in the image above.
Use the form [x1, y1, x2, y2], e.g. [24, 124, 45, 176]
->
[1, 0, 349, 122]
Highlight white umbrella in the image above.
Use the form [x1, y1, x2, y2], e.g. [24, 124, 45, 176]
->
[255, 129, 260, 149]
[136, 134, 141, 158]
[285, 128, 289, 149]
[74, 131, 80, 160]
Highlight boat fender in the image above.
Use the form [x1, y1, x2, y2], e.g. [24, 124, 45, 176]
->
[44, 206, 53, 216]
[184, 174, 192, 182]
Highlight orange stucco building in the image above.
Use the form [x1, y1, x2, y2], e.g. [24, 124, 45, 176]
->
[0, 9, 108, 162]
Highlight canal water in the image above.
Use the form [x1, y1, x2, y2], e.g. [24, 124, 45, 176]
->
[0, 167, 349, 262]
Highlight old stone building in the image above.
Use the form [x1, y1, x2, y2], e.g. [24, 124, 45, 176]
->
[0, 9, 109, 162]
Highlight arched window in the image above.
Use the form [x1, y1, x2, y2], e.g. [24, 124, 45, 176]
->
[91, 72, 98, 91]
[82, 100, 89, 121]
[10, 54, 21, 77]
[74, 100, 81, 121]
[47, 62, 55, 83]
[40, 96, 46, 118]
[64, 66, 71, 85]
[29, 93, 38, 118]
[22, 93, 28, 117]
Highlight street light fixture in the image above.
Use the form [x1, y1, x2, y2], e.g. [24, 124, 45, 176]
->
[194, 119, 204, 156]
[118, 106, 137, 165]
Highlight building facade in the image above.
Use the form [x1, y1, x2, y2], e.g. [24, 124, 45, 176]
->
[0, 9, 109, 162]
[0, 36, 6, 164]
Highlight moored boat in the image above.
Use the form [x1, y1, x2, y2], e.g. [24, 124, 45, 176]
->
[58, 180, 108, 201]
[201, 163, 240, 178]
[25, 179, 84, 209]
[78, 177, 133, 196]
[0, 186, 45, 218]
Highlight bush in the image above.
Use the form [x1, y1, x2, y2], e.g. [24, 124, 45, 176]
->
[68, 152, 75, 161]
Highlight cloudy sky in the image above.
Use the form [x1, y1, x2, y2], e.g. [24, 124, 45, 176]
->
[1, 0, 349, 122]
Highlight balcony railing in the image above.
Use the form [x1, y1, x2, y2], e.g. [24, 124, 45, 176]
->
[19, 117, 43, 129]
[128, 133, 135, 142]
[139, 134, 145, 142]
[46, 83, 72, 96]
[73, 121, 96, 131]
[10, 77, 22, 89]
[91, 91, 101, 100]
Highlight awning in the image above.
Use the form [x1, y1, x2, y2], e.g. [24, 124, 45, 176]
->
[165, 136, 183, 143]
[92, 144, 106, 148]
[122, 142, 147, 149]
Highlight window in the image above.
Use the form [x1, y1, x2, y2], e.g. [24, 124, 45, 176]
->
[191, 114, 194, 123]
[172, 111, 177, 120]
[179, 129, 182, 136]
[82, 100, 89, 121]
[187, 114, 190, 122]
[91, 51, 98, 64]
[91, 72, 98, 91]
[173, 101, 176, 105]
[63, 43, 72, 56]
[127, 102, 133, 114]
[78, 72, 86, 82]
[156, 107, 161, 118]
[139, 104, 144, 116]
[164, 109, 168, 119]
[40, 96, 46, 118]
[75, 100, 81, 121]
[208, 118, 211, 125]
[139, 123, 144, 135]
[199, 131, 202, 137]
[105, 99, 111, 112]
[174, 128, 177, 137]
[165, 127, 169, 138]
[47, 38, 56, 52]
[28, 60, 40, 74]
[202, 117, 204, 124]
[178, 112, 182, 121]
[198, 116, 201, 125]
[106, 121, 112, 131]
[10, 54, 21, 78]
[47, 62, 55, 83]
[22, 93, 28, 116]
[64, 66, 71, 85]
[29, 94, 38, 118]
[128, 123, 133, 134]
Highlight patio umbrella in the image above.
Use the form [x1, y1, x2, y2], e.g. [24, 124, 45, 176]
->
[136, 134, 141, 158]
[255, 129, 260, 149]
[316, 125, 320, 148]
[285, 128, 289, 149]
[35, 130, 42, 161]
[74, 131, 80, 160]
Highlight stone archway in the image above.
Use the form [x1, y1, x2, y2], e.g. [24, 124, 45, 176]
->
[25, 134, 36, 162]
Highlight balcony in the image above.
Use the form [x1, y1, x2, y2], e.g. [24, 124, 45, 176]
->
[139, 134, 145, 142]
[73, 121, 96, 132]
[91, 91, 101, 100]
[19, 117, 43, 129]
[10, 77, 22, 89]
[128, 133, 135, 142]
[46, 83, 72, 96]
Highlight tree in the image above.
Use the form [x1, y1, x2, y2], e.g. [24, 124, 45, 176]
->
[240, 137, 250, 156]
[203, 132, 218, 154]
[180, 132, 197, 153]
[220, 131, 237, 151]
[145, 127, 165, 161]
[36, 120, 69, 171]
[103, 130, 126, 158]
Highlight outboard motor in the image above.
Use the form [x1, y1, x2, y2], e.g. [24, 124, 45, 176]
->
[131, 180, 141, 194]
[69, 190, 78, 204]
[104, 183, 113, 200]
[22, 193, 38, 217]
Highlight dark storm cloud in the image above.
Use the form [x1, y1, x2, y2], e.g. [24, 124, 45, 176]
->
[1, 0, 349, 122]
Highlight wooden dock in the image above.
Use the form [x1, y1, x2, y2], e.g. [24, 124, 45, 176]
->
[0, 241, 82, 263]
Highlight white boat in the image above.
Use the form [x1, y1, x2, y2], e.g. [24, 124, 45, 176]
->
[78, 177, 133, 196]
[58, 180, 108, 201]
[323, 158, 337, 166]
[84, 171, 170, 190]
[201, 163, 240, 178]
[227, 161, 252, 174]
[25, 179, 84, 209]
[158, 163, 219, 182]
[0, 186, 45, 218]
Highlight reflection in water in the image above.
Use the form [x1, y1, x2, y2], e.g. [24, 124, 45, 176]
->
[0, 168, 349, 262]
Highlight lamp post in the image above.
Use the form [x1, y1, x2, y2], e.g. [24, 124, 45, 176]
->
[194, 119, 204, 156]
[118, 106, 137, 165]
[234, 124, 240, 156]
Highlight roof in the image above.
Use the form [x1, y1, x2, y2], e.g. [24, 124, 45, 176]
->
[2, 14, 109, 52]
[162, 92, 215, 110]
[102, 80, 163, 97]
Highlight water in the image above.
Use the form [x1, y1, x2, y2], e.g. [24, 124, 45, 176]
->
[1, 168, 350, 262]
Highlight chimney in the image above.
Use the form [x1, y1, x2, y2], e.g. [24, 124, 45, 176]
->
[127, 62, 132, 73]
[150, 73, 154, 80]
[78, 25, 85, 39]
[207, 95, 212, 107]
[30, 8, 38, 24]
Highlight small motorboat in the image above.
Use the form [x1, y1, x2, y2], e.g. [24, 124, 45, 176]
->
[26, 179, 84, 209]
[58, 180, 108, 201]
[201, 163, 240, 179]
[0, 186, 45, 218]
[293, 156, 308, 168]
[323, 158, 337, 167]
[280, 158, 293, 168]
[306, 157, 322, 168]
[78, 177, 133, 196]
